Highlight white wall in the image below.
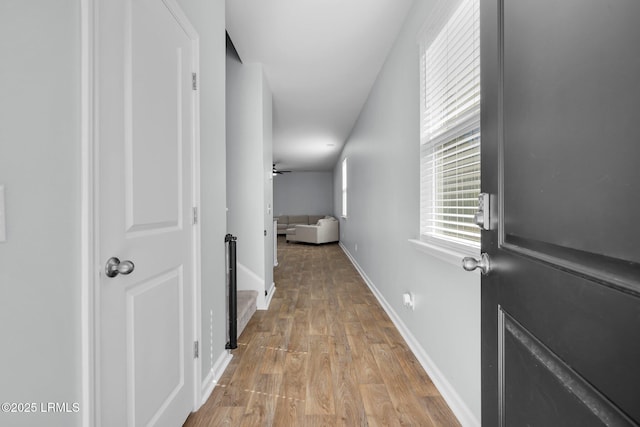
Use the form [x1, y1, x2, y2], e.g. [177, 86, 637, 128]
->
[262, 75, 274, 296]
[175, 0, 228, 389]
[273, 171, 334, 216]
[0, 3, 228, 425]
[0, 1, 81, 426]
[334, 0, 481, 423]
[226, 44, 274, 308]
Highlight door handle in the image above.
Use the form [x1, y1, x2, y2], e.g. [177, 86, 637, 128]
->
[462, 253, 491, 275]
[105, 257, 135, 278]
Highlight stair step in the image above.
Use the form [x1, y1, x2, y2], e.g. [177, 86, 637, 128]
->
[237, 290, 258, 337]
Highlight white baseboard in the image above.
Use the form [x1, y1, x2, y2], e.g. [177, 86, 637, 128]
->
[339, 243, 480, 427]
[200, 350, 233, 407]
[263, 282, 276, 309]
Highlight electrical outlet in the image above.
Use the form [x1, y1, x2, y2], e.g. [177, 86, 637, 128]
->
[402, 292, 415, 310]
[355, 243, 358, 252]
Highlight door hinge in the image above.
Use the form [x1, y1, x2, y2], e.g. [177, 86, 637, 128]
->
[192, 73, 197, 90]
[194, 340, 199, 359]
[193, 207, 198, 225]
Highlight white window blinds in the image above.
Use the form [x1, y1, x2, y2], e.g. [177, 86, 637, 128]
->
[419, 0, 480, 248]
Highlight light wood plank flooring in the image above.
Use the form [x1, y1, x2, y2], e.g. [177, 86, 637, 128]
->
[184, 237, 461, 426]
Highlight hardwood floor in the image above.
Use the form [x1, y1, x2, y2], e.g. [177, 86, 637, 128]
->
[184, 237, 461, 426]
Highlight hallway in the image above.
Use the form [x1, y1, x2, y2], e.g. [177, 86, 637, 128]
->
[184, 238, 460, 426]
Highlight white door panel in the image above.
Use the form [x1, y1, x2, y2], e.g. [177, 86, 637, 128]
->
[128, 0, 185, 233]
[98, 0, 197, 425]
[127, 268, 184, 426]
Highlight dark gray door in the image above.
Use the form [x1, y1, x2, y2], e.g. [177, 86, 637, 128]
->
[480, 1, 640, 425]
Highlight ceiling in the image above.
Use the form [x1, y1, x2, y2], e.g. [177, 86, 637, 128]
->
[226, 0, 414, 171]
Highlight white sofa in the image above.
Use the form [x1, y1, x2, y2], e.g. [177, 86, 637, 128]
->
[275, 214, 326, 235]
[286, 217, 339, 244]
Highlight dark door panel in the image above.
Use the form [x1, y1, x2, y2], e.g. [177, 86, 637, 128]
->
[499, 253, 640, 422]
[502, 310, 635, 427]
[502, 0, 640, 265]
[481, 0, 640, 425]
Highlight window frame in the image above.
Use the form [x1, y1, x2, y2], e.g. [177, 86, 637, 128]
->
[341, 157, 348, 218]
[417, 0, 481, 259]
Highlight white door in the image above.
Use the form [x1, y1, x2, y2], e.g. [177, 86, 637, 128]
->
[97, 0, 198, 425]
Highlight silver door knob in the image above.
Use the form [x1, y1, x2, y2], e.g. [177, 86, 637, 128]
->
[462, 253, 491, 275]
[105, 257, 135, 278]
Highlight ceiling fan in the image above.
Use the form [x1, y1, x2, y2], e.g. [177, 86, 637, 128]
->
[272, 163, 292, 175]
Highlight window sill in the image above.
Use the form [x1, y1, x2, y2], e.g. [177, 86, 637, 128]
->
[408, 238, 480, 269]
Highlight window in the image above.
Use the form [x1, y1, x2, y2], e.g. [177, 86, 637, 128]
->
[419, 0, 480, 252]
[341, 157, 348, 217]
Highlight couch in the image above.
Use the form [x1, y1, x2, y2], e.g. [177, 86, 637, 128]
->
[275, 215, 327, 235]
[286, 216, 339, 244]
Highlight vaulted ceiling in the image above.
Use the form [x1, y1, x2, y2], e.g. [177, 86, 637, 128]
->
[226, 0, 414, 171]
